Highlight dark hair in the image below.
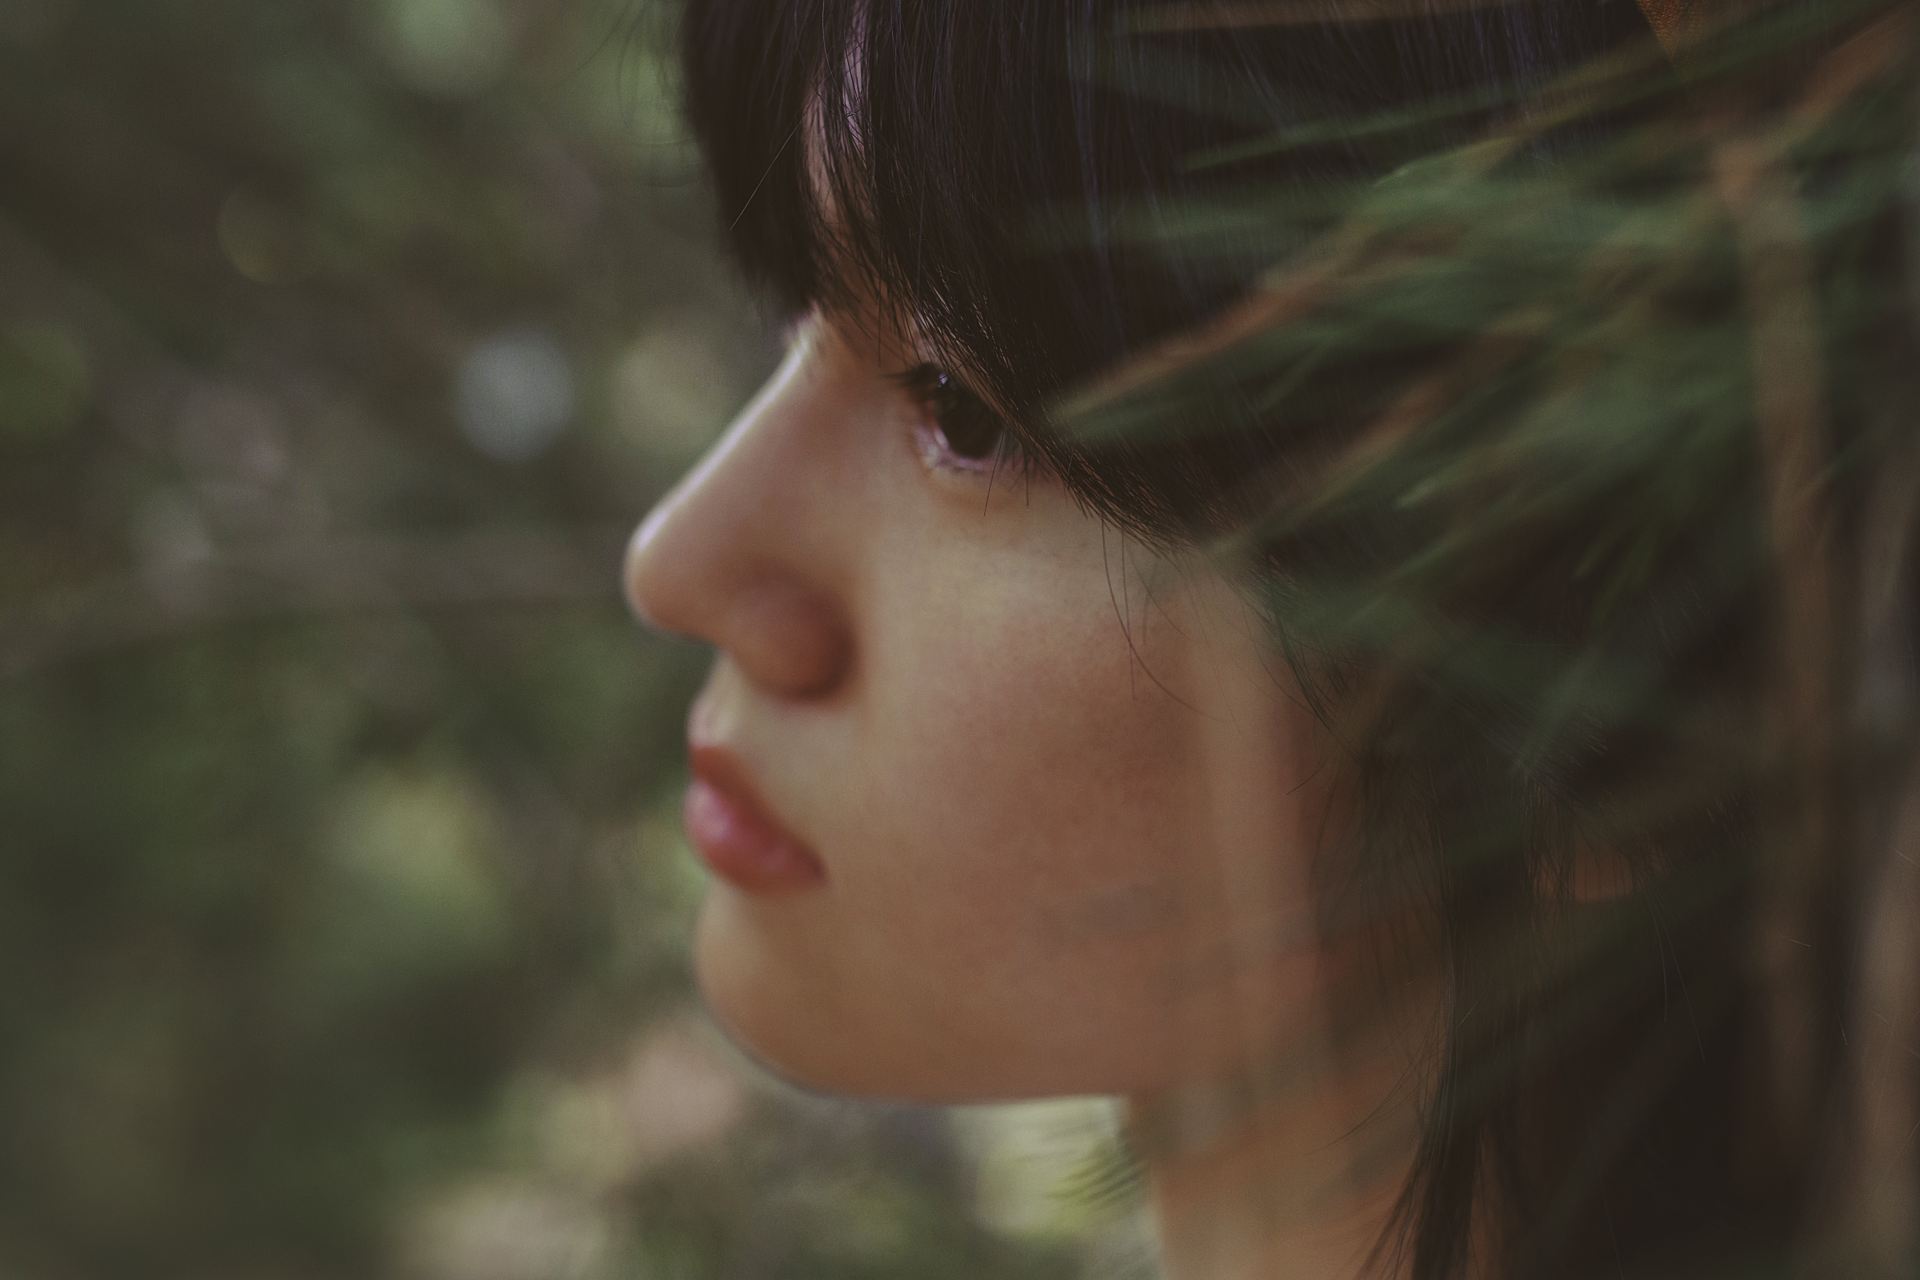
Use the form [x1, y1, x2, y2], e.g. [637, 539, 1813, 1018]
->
[678, 1, 1920, 1276]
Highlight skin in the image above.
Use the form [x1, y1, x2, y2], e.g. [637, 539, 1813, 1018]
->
[624, 306, 1431, 1277]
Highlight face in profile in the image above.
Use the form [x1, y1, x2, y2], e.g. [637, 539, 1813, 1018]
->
[624, 307, 1346, 1104]
[618, 0, 1920, 1274]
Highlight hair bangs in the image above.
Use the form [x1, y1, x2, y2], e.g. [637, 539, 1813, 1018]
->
[678, 0, 1660, 540]
[677, 2, 1093, 407]
[677, 0, 841, 318]
[676, 1, 1319, 527]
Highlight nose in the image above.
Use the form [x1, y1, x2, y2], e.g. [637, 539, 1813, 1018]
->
[624, 342, 854, 700]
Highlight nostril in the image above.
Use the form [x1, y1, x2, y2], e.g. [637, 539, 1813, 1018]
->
[723, 579, 852, 699]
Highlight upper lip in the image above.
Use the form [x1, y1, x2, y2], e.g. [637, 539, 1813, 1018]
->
[686, 740, 812, 854]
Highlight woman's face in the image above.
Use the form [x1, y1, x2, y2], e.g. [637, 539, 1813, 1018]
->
[625, 308, 1338, 1102]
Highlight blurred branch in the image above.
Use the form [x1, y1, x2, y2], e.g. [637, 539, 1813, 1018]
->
[0, 526, 632, 680]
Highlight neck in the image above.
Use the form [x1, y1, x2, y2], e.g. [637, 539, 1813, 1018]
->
[1125, 990, 1427, 1280]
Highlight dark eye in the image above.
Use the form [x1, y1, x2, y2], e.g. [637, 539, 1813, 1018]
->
[891, 363, 1009, 470]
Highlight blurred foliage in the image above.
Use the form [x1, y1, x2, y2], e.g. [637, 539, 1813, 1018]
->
[0, 1, 1136, 1276]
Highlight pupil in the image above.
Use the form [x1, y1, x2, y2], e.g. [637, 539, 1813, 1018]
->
[938, 402, 1002, 461]
[926, 372, 1002, 461]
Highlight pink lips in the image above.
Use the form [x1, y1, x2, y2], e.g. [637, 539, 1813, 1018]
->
[683, 746, 826, 894]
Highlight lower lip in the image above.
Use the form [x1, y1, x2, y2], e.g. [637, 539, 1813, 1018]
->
[683, 778, 826, 894]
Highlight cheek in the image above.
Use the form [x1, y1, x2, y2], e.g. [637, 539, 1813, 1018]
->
[880, 571, 1187, 890]
[871, 520, 1186, 857]
[690, 490, 1333, 1100]
[825, 536, 1326, 1092]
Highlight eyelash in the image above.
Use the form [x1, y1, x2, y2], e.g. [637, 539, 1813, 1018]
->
[886, 362, 1021, 477]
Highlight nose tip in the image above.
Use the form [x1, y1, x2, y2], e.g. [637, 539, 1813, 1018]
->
[623, 499, 676, 635]
[622, 334, 853, 701]
[622, 481, 853, 701]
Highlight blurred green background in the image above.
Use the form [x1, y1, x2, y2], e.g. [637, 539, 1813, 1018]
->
[0, 2, 1145, 1275]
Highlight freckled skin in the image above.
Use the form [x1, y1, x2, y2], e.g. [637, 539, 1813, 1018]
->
[626, 312, 1336, 1103]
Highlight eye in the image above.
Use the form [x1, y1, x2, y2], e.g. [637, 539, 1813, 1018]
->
[889, 362, 1013, 474]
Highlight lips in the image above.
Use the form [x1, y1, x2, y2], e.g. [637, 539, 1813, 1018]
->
[683, 745, 826, 894]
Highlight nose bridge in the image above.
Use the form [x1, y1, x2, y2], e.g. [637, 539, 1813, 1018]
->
[624, 336, 854, 698]
[628, 374, 784, 619]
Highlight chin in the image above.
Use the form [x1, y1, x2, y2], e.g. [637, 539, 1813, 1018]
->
[691, 888, 873, 1096]
[689, 889, 1027, 1103]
